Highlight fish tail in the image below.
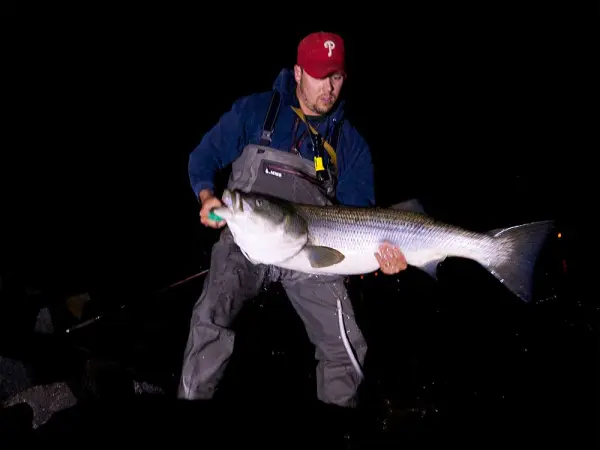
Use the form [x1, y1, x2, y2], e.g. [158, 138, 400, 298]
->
[487, 220, 555, 303]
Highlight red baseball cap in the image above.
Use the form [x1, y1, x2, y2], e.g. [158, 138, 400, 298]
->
[297, 31, 346, 79]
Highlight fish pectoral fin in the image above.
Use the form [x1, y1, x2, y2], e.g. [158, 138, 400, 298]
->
[305, 246, 345, 268]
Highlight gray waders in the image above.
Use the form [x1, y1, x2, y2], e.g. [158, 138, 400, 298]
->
[179, 101, 367, 408]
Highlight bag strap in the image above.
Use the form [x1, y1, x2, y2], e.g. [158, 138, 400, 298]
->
[290, 106, 338, 170]
[259, 90, 281, 145]
[329, 118, 343, 156]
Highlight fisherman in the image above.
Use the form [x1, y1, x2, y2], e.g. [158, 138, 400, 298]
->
[178, 30, 407, 432]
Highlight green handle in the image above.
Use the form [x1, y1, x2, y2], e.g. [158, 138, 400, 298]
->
[208, 210, 223, 222]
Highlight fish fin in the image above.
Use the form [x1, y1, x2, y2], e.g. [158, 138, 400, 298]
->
[421, 259, 442, 279]
[390, 198, 427, 215]
[486, 220, 555, 303]
[487, 227, 506, 237]
[305, 246, 345, 268]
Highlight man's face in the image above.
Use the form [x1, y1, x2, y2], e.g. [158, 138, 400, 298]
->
[294, 65, 344, 116]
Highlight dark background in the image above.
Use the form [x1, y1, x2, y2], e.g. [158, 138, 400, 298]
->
[5, 3, 584, 295]
[1, 3, 592, 444]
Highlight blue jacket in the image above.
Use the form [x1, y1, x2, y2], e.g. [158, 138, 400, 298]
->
[188, 68, 375, 207]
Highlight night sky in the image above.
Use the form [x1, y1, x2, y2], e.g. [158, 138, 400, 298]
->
[6, 4, 579, 296]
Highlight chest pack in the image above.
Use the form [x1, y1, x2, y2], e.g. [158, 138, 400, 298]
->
[226, 90, 344, 206]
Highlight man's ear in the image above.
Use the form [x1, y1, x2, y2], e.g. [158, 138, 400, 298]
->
[293, 64, 302, 83]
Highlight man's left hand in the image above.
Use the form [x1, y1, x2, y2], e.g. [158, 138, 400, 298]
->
[375, 242, 408, 275]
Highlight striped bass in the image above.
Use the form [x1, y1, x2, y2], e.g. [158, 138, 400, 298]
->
[212, 189, 554, 303]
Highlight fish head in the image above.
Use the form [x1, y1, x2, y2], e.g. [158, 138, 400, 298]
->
[219, 189, 295, 230]
[214, 190, 309, 264]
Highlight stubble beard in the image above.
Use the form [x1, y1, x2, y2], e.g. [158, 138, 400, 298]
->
[298, 79, 333, 116]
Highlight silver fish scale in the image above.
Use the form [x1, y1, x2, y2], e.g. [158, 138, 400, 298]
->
[293, 205, 497, 261]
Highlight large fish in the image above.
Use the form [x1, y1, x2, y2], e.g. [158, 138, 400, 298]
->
[211, 189, 554, 303]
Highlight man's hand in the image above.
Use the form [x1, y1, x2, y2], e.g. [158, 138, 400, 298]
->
[375, 242, 408, 275]
[199, 189, 226, 229]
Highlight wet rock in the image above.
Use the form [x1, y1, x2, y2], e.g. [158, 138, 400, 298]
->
[3, 382, 77, 428]
[0, 356, 31, 402]
[34, 307, 53, 334]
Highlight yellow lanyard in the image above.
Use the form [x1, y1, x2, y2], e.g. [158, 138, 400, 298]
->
[290, 106, 338, 170]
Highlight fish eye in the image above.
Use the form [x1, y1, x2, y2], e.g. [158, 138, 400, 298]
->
[255, 199, 262, 207]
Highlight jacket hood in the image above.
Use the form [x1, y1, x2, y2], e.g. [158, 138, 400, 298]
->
[272, 68, 346, 122]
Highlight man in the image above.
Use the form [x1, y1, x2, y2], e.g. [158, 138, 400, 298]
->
[179, 31, 407, 413]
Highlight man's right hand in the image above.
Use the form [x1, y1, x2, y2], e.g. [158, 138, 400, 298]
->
[199, 189, 226, 229]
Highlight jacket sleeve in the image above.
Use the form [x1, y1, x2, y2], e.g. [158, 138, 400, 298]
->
[335, 131, 376, 207]
[188, 96, 251, 200]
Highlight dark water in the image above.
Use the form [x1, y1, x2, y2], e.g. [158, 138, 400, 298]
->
[0, 226, 592, 446]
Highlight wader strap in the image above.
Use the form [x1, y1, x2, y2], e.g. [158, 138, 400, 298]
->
[290, 106, 337, 170]
[259, 91, 281, 145]
[329, 119, 343, 153]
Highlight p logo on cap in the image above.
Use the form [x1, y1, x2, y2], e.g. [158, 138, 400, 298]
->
[324, 40, 336, 57]
[297, 31, 346, 79]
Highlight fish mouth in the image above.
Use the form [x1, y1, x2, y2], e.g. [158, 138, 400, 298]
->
[222, 189, 236, 210]
[221, 190, 249, 216]
[211, 189, 235, 221]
